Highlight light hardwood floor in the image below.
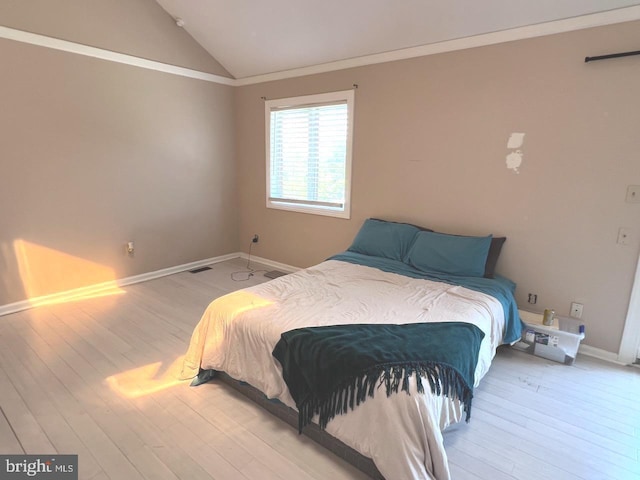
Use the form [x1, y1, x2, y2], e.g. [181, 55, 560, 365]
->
[1, 258, 638, 480]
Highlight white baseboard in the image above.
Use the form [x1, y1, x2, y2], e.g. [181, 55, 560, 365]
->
[239, 253, 301, 273]
[0, 252, 241, 317]
[578, 344, 626, 366]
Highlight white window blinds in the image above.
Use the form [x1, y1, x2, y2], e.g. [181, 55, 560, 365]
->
[266, 90, 353, 218]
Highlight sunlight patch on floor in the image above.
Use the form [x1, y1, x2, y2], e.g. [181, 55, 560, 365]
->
[105, 356, 189, 398]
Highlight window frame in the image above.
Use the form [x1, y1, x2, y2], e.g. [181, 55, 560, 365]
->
[264, 89, 354, 219]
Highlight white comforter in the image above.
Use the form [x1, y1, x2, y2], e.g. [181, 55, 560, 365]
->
[182, 260, 505, 480]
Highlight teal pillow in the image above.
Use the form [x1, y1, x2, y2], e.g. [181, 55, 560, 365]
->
[407, 231, 492, 277]
[348, 219, 420, 261]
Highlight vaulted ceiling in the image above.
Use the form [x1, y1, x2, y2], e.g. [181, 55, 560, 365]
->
[155, 0, 640, 80]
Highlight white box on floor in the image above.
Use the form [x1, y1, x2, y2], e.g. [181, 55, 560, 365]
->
[512, 311, 585, 365]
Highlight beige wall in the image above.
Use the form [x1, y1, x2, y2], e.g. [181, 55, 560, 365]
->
[1, 4, 638, 354]
[236, 21, 640, 354]
[0, 36, 237, 305]
[0, 0, 231, 76]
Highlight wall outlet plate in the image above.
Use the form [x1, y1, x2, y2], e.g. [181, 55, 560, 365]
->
[570, 302, 583, 319]
[626, 185, 640, 203]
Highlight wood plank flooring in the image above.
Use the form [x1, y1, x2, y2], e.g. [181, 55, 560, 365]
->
[1, 258, 639, 479]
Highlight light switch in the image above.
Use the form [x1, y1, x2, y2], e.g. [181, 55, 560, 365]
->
[618, 227, 631, 245]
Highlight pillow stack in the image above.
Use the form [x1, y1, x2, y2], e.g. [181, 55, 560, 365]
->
[348, 218, 505, 278]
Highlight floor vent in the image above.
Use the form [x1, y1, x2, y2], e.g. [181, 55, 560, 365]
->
[189, 266, 212, 274]
[264, 270, 287, 279]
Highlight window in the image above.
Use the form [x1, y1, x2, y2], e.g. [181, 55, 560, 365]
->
[265, 90, 354, 218]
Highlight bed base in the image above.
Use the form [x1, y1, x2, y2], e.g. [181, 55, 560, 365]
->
[215, 372, 384, 479]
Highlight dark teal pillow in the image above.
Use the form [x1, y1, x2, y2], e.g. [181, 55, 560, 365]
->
[484, 237, 506, 278]
[407, 231, 492, 277]
[348, 219, 420, 261]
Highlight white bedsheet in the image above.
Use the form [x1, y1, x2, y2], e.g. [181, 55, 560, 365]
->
[182, 260, 505, 480]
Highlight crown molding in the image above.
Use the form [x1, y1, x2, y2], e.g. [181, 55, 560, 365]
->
[0, 25, 236, 86]
[2, 5, 640, 87]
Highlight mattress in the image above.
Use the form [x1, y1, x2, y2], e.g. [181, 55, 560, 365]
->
[181, 259, 511, 479]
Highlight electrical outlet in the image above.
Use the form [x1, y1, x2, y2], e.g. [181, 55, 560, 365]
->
[626, 185, 640, 203]
[126, 241, 134, 255]
[570, 302, 583, 319]
[252, 234, 259, 243]
[527, 293, 537, 304]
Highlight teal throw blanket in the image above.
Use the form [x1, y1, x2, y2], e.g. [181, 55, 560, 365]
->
[272, 322, 485, 433]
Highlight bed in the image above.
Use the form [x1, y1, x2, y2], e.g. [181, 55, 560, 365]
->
[180, 219, 523, 480]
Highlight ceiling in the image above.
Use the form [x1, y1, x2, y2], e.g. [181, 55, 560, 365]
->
[155, 0, 640, 80]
